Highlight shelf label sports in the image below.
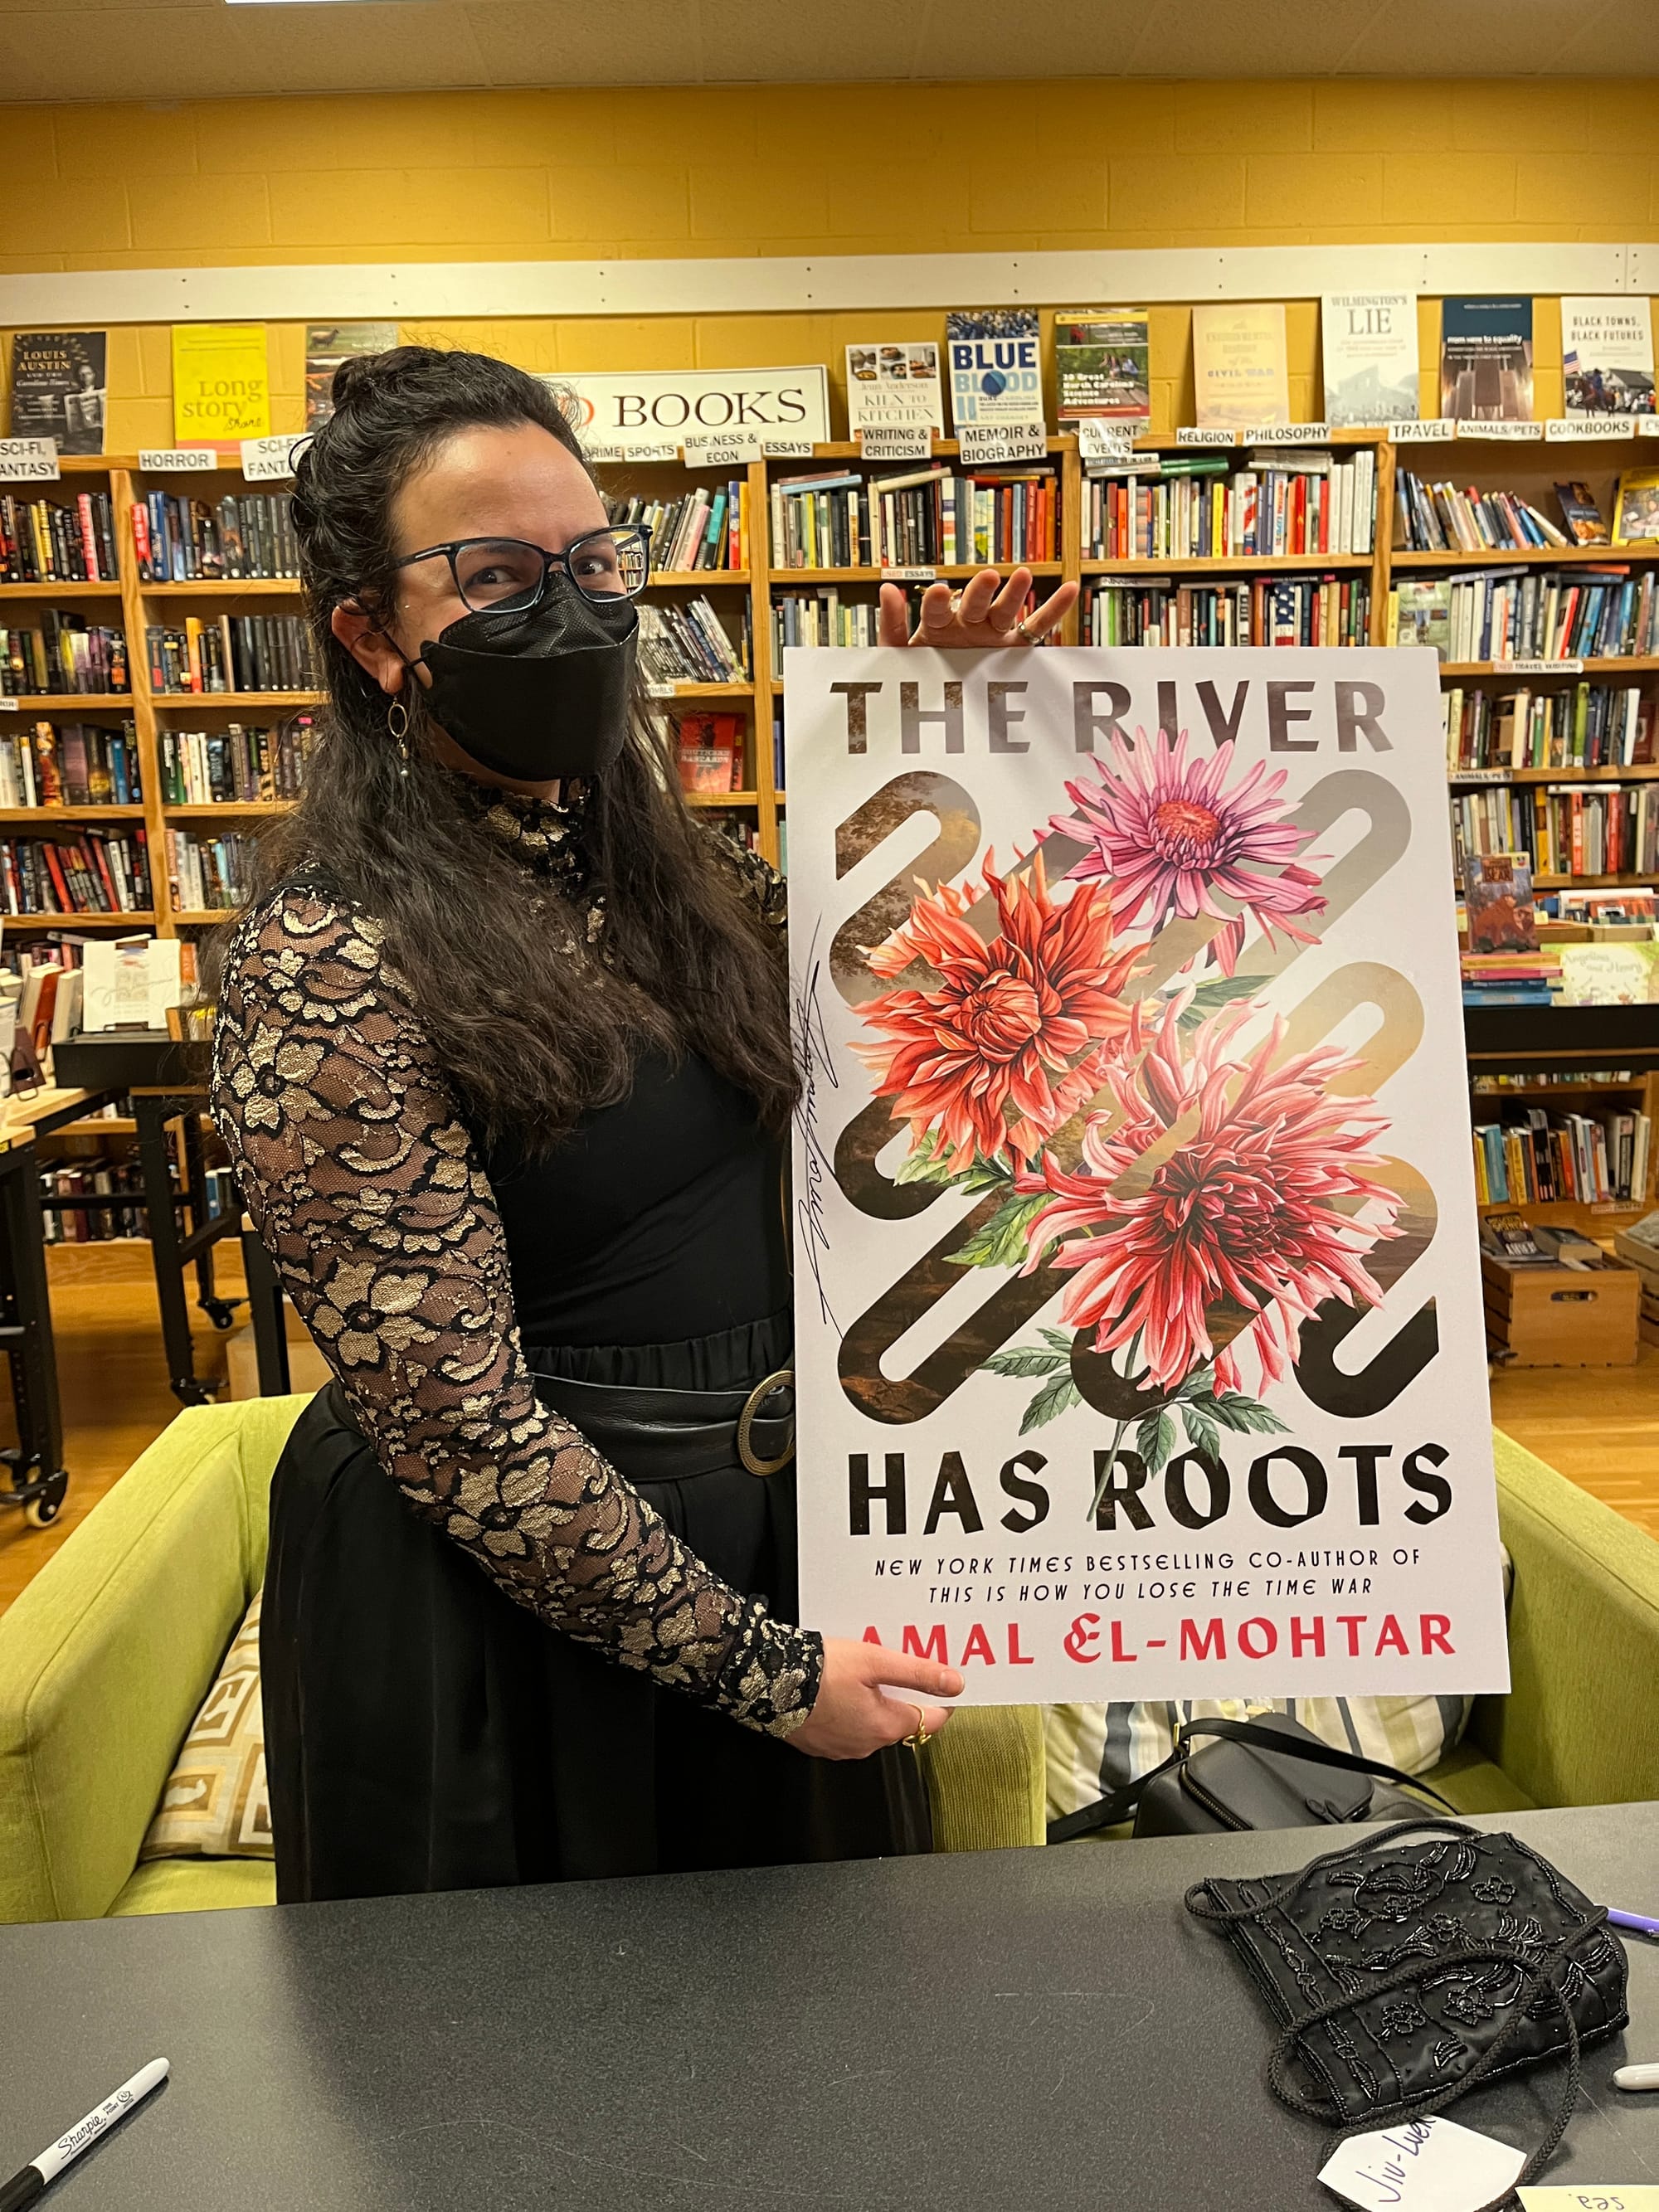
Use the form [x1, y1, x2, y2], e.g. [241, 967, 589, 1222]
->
[0, 438, 60, 483]
[549, 367, 831, 455]
[784, 644, 1509, 1702]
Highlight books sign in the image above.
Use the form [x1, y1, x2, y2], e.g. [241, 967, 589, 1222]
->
[782, 644, 1508, 1702]
[550, 367, 830, 455]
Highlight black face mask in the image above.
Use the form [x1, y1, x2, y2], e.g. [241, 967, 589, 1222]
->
[407, 575, 638, 784]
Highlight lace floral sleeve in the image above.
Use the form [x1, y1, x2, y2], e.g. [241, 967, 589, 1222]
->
[211, 879, 820, 1738]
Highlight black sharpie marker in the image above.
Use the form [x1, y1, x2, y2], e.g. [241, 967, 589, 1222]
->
[0, 2059, 168, 2210]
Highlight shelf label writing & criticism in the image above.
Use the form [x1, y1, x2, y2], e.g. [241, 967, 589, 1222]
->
[139, 449, 218, 473]
[241, 436, 300, 480]
[0, 438, 60, 481]
[858, 426, 933, 462]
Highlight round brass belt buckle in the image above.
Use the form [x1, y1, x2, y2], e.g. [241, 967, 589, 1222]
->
[737, 1368, 795, 1477]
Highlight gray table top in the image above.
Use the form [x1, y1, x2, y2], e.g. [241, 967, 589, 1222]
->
[1, 1806, 1655, 2211]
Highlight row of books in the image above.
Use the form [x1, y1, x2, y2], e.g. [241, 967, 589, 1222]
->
[1, 615, 127, 695]
[0, 492, 119, 584]
[131, 491, 299, 583]
[674, 710, 747, 795]
[164, 828, 255, 912]
[1460, 949, 1558, 1006]
[608, 481, 748, 572]
[1391, 567, 1659, 663]
[144, 616, 321, 695]
[40, 1159, 148, 1246]
[1443, 683, 1655, 772]
[637, 600, 748, 685]
[0, 829, 152, 915]
[1394, 470, 1569, 554]
[0, 719, 142, 808]
[1080, 574, 1372, 649]
[158, 715, 319, 805]
[769, 465, 1060, 571]
[1082, 450, 1377, 561]
[1472, 1108, 1652, 1208]
[1452, 785, 1659, 878]
[772, 592, 883, 652]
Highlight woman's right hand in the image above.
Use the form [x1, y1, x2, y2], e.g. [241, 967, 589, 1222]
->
[790, 1636, 964, 1760]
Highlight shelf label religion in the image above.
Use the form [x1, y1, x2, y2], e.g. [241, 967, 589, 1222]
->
[783, 644, 1510, 1702]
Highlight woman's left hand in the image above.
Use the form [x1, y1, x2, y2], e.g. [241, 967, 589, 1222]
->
[878, 564, 1080, 649]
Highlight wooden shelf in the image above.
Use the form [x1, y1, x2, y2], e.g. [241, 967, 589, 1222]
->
[1439, 660, 1659, 678]
[1479, 1196, 1647, 1229]
[684, 790, 759, 808]
[645, 680, 753, 699]
[0, 694, 132, 711]
[1081, 553, 1372, 575]
[0, 910, 157, 926]
[148, 690, 323, 709]
[163, 800, 293, 818]
[771, 564, 1063, 582]
[49, 1116, 139, 1135]
[1472, 1080, 1647, 1098]
[1452, 766, 1659, 783]
[1535, 872, 1659, 887]
[649, 571, 750, 587]
[0, 580, 122, 599]
[0, 805, 144, 822]
[170, 909, 236, 926]
[1394, 547, 1649, 567]
[140, 578, 301, 597]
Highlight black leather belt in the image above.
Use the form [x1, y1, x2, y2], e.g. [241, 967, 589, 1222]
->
[529, 1367, 795, 1481]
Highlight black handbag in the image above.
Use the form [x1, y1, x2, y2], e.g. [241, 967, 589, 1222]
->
[1185, 1818, 1629, 2210]
[1048, 1712, 1454, 1845]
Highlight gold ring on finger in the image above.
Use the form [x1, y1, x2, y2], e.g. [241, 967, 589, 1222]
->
[903, 1703, 932, 1751]
[1014, 616, 1034, 643]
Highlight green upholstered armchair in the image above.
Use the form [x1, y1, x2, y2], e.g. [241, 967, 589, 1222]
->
[1, 1407, 1654, 1921]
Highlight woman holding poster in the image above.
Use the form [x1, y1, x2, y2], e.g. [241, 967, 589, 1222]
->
[211, 345, 1072, 1900]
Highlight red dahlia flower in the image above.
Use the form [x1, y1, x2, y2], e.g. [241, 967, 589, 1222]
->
[1053, 727, 1326, 974]
[1019, 996, 1401, 1394]
[857, 855, 1141, 1169]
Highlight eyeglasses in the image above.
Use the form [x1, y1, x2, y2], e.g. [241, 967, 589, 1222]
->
[391, 526, 651, 611]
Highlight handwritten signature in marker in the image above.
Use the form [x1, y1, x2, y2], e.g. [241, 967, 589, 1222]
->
[791, 920, 840, 1331]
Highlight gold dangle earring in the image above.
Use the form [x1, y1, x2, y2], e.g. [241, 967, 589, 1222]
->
[387, 695, 411, 777]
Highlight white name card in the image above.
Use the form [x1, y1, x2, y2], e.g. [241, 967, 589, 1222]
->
[1546, 417, 1637, 441]
[1458, 421, 1545, 441]
[139, 448, 219, 473]
[956, 422, 1048, 464]
[858, 426, 933, 462]
[0, 438, 59, 482]
[241, 436, 299, 481]
[1244, 421, 1331, 445]
[1390, 420, 1457, 443]
[1318, 2117, 1525, 2212]
[1177, 425, 1237, 446]
[681, 434, 763, 465]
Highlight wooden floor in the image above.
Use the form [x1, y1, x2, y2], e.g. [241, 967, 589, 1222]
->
[3, 1253, 1659, 1613]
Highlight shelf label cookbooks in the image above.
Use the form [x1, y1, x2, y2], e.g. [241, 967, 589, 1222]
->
[1561, 295, 1656, 419]
[7, 333, 107, 456]
[1321, 294, 1419, 427]
[1192, 304, 1291, 430]
[846, 343, 945, 435]
[551, 367, 831, 455]
[946, 310, 1044, 430]
[1054, 310, 1151, 429]
[784, 644, 1508, 1702]
[172, 324, 271, 449]
[1439, 299, 1534, 424]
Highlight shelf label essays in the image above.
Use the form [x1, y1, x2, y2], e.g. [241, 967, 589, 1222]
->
[783, 644, 1511, 1703]
[139, 449, 219, 473]
[881, 566, 938, 582]
[0, 437, 60, 481]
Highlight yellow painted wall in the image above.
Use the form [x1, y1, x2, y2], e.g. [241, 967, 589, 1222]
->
[2, 75, 1657, 446]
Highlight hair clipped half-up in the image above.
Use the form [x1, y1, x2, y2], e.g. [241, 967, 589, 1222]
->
[208, 344, 799, 1156]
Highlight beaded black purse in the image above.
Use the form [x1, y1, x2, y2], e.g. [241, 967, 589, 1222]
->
[1186, 1820, 1628, 2207]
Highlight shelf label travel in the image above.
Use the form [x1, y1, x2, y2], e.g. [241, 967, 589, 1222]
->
[1545, 417, 1637, 441]
[1389, 420, 1457, 443]
[858, 426, 933, 463]
[956, 422, 1048, 464]
[240, 436, 300, 480]
[0, 438, 60, 482]
[1176, 426, 1235, 446]
[681, 433, 763, 466]
[1506, 659, 1584, 674]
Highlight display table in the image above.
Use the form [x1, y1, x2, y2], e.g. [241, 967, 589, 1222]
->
[0, 1806, 1653, 2210]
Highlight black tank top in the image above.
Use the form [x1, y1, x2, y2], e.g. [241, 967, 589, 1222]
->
[484, 1051, 788, 1349]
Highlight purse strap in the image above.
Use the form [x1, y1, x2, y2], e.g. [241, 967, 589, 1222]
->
[1048, 1719, 1456, 1845]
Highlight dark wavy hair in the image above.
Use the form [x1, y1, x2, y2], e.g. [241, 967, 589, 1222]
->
[211, 344, 797, 1156]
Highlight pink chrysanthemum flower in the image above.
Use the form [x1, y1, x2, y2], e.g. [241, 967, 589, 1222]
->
[1018, 996, 1400, 1395]
[1053, 727, 1326, 974]
[856, 855, 1142, 1170]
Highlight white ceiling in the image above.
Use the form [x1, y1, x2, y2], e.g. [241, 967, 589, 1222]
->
[2, 0, 1657, 105]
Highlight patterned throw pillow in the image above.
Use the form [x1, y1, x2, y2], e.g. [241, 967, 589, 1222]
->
[139, 1592, 272, 1860]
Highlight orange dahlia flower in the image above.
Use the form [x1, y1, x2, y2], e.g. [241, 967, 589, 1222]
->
[858, 856, 1141, 1170]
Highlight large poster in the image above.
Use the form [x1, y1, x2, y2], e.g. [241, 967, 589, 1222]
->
[786, 647, 1510, 1703]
